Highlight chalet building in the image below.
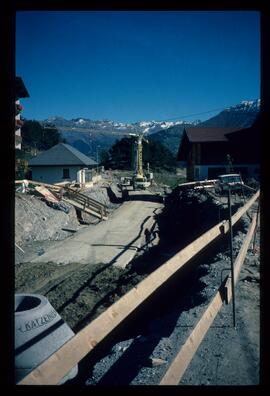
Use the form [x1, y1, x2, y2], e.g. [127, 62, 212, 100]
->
[177, 118, 260, 181]
[28, 143, 97, 184]
[15, 77, 30, 149]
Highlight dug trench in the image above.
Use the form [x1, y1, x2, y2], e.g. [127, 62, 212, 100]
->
[15, 186, 259, 384]
[73, 218, 257, 384]
[33, 189, 255, 385]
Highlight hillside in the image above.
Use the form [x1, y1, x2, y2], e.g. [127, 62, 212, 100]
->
[39, 117, 198, 157]
[149, 124, 190, 155]
[199, 99, 260, 128]
[151, 99, 261, 154]
[38, 99, 260, 158]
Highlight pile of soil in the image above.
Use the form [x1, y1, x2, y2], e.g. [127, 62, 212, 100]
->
[15, 193, 80, 246]
[78, 181, 122, 223]
[15, 179, 123, 262]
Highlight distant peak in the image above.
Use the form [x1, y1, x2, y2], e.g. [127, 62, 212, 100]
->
[226, 99, 260, 112]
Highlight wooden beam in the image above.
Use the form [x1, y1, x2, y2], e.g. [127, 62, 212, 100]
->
[15, 179, 62, 191]
[178, 179, 218, 188]
[224, 213, 257, 304]
[159, 213, 258, 385]
[160, 286, 224, 385]
[18, 191, 259, 385]
[62, 198, 108, 220]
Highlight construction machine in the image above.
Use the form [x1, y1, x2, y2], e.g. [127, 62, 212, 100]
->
[129, 133, 153, 190]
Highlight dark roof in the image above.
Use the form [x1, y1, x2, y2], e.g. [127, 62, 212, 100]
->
[185, 127, 243, 143]
[29, 143, 97, 166]
[16, 77, 30, 98]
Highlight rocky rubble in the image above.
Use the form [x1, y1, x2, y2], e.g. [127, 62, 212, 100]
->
[15, 179, 122, 263]
[15, 193, 80, 246]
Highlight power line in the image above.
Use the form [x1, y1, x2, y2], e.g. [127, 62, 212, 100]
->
[155, 99, 259, 123]
[158, 107, 226, 122]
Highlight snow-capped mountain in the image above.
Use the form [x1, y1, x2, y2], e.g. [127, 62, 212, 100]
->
[226, 99, 261, 112]
[134, 119, 201, 134]
[41, 99, 260, 157]
[43, 116, 197, 135]
[41, 116, 199, 157]
[199, 99, 260, 128]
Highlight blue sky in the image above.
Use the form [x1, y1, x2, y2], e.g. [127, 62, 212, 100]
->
[16, 11, 260, 123]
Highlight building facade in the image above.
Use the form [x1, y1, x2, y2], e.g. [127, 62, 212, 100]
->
[177, 120, 260, 182]
[29, 143, 97, 184]
[15, 77, 29, 150]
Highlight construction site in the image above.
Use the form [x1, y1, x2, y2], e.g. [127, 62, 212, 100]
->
[13, 10, 264, 386]
[15, 135, 261, 386]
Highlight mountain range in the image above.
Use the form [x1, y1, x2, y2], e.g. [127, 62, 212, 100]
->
[40, 99, 260, 158]
[151, 99, 261, 154]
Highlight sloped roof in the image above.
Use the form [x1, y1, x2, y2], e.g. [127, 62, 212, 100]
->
[185, 127, 243, 143]
[29, 143, 97, 166]
[16, 77, 30, 98]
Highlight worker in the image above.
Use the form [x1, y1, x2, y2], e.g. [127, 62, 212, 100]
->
[122, 188, 129, 201]
[59, 187, 64, 200]
[144, 228, 151, 249]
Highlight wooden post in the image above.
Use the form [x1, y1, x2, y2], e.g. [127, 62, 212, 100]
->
[227, 186, 236, 328]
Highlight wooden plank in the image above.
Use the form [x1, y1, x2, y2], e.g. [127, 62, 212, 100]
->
[234, 191, 259, 218]
[34, 186, 60, 203]
[178, 179, 218, 189]
[159, 213, 257, 385]
[65, 187, 107, 209]
[15, 179, 61, 191]
[160, 287, 224, 385]
[67, 193, 106, 211]
[224, 213, 257, 304]
[18, 191, 259, 385]
[62, 198, 101, 215]
[62, 198, 107, 220]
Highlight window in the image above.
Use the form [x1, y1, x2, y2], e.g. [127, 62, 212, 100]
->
[63, 168, 70, 179]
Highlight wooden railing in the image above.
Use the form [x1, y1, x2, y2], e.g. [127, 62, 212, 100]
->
[15, 180, 108, 220]
[64, 187, 108, 220]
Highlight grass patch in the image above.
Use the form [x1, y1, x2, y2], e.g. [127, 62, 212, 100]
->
[153, 170, 186, 188]
[112, 169, 186, 188]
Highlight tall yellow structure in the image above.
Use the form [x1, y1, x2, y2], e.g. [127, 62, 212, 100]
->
[129, 133, 152, 190]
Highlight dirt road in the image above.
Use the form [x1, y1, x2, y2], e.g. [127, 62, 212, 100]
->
[30, 191, 162, 267]
[15, 190, 163, 331]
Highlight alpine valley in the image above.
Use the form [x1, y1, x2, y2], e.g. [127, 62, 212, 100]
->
[39, 99, 260, 157]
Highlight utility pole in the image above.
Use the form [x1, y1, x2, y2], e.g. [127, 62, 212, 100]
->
[228, 185, 236, 328]
[96, 146, 99, 173]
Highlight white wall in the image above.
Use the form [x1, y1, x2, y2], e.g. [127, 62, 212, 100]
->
[31, 166, 81, 184]
[194, 164, 260, 181]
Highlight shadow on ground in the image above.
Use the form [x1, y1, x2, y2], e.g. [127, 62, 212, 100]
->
[64, 187, 249, 385]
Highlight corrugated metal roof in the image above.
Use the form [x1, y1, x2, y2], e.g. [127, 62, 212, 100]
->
[185, 127, 242, 142]
[29, 143, 97, 166]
